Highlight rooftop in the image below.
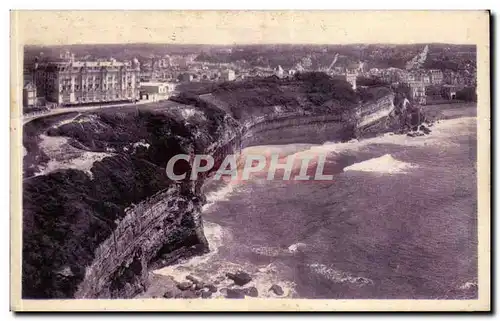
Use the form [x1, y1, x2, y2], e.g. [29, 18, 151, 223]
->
[140, 81, 175, 86]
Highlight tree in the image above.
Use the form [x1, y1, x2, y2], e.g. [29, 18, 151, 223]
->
[456, 87, 477, 102]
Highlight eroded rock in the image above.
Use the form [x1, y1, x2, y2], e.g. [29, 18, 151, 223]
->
[269, 284, 284, 296]
[186, 274, 202, 284]
[226, 271, 252, 286]
[205, 284, 217, 293]
[225, 288, 246, 299]
[176, 281, 193, 291]
[163, 290, 174, 298]
[175, 290, 199, 299]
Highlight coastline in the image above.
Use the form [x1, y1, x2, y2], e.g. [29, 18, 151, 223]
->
[21, 88, 472, 299]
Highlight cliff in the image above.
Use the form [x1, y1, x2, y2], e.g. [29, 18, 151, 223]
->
[22, 75, 412, 299]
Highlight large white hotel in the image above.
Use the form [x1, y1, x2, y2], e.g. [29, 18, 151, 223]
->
[33, 51, 141, 106]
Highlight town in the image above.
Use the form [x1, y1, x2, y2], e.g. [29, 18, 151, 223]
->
[22, 43, 477, 115]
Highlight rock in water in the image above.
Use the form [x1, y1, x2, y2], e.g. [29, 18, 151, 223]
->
[205, 284, 217, 293]
[245, 286, 259, 297]
[269, 284, 284, 296]
[419, 125, 431, 134]
[186, 274, 202, 284]
[226, 288, 246, 299]
[226, 271, 252, 286]
[195, 282, 205, 290]
[163, 290, 174, 298]
[201, 290, 212, 299]
[176, 281, 193, 291]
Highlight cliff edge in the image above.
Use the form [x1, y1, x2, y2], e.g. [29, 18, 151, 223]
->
[22, 73, 419, 298]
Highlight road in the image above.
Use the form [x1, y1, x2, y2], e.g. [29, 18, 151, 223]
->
[21, 100, 152, 124]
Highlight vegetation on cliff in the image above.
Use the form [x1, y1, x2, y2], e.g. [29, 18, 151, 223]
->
[176, 72, 368, 121]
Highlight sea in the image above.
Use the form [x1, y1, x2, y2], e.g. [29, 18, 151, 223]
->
[154, 115, 478, 299]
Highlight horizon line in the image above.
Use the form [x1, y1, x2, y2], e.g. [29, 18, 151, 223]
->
[24, 42, 476, 47]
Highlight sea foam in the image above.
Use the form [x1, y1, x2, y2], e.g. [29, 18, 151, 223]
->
[343, 154, 417, 174]
[308, 263, 374, 287]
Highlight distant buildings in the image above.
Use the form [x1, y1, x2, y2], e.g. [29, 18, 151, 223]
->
[409, 82, 427, 105]
[220, 69, 236, 82]
[429, 69, 444, 85]
[405, 45, 429, 70]
[139, 82, 175, 102]
[23, 47, 476, 110]
[345, 71, 357, 90]
[33, 54, 141, 106]
[179, 73, 194, 82]
[441, 85, 463, 100]
[23, 82, 37, 108]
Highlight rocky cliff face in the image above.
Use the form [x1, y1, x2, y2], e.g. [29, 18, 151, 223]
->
[23, 87, 408, 299]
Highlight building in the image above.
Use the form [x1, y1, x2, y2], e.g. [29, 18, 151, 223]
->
[139, 82, 175, 102]
[180, 73, 194, 82]
[441, 85, 463, 100]
[23, 82, 37, 108]
[274, 65, 284, 78]
[380, 68, 404, 84]
[33, 56, 141, 106]
[23, 68, 34, 86]
[443, 70, 461, 86]
[345, 71, 357, 90]
[429, 69, 444, 85]
[158, 56, 172, 69]
[221, 69, 236, 82]
[409, 82, 427, 105]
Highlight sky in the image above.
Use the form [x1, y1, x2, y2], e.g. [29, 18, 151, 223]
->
[11, 11, 488, 46]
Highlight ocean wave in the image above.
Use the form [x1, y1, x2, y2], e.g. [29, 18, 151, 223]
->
[153, 221, 297, 298]
[202, 181, 238, 212]
[154, 222, 227, 272]
[343, 154, 418, 174]
[308, 263, 374, 287]
[249, 242, 307, 257]
[288, 242, 307, 253]
[459, 281, 478, 291]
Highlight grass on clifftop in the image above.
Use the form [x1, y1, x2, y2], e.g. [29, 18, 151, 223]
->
[175, 72, 393, 121]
